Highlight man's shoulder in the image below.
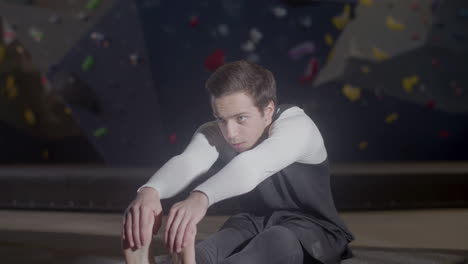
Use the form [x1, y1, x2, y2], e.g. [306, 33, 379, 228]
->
[194, 120, 227, 147]
[195, 120, 221, 138]
[271, 105, 313, 128]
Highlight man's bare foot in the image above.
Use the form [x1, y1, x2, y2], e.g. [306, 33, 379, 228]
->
[122, 238, 156, 264]
[171, 225, 197, 264]
[122, 226, 196, 264]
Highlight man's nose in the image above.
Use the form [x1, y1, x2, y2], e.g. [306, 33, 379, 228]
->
[225, 121, 238, 140]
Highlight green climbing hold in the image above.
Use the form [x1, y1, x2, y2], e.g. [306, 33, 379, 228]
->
[82, 55, 94, 71]
[93, 127, 108, 137]
[86, 0, 101, 10]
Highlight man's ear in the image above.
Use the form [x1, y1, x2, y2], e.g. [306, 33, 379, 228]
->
[264, 100, 275, 120]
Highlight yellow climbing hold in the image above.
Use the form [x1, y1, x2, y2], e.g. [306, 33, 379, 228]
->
[402, 75, 420, 93]
[361, 65, 371, 74]
[386, 16, 406, 31]
[16, 46, 24, 55]
[342, 84, 361, 102]
[359, 141, 368, 150]
[332, 4, 351, 30]
[372, 48, 389, 61]
[42, 149, 49, 160]
[385, 112, 399, 124]
[5, 75, 18, 99]
[64, 107, 72, 115]
[0, 45, 5, 63]
[359, 0, 374, 7]
[325, 33, 334, 46]
[24, 108, 36, 126]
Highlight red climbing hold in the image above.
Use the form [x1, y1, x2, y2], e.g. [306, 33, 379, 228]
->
[204, 49, 225, 72]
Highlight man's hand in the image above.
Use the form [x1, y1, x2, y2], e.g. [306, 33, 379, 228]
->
[164, 191, 209, 254]
[122, 187, 163, 249]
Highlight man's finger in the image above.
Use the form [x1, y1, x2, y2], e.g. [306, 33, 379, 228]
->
[168, 210, 184, 253]
[125, 212, 134, 248]
[175, 216, 191, 253]
[153, 213, 162, 235]
[182, 221, 196, 248]
[121, 215, 127, 240]
[132, 208, 141, 248]
[139, 207, 151, 246]
[164, 208, 177, 246]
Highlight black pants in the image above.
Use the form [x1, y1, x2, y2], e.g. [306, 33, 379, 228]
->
[194, 212, 346, 264]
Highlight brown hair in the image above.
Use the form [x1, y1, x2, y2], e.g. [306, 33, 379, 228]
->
[205, 60, 277, 113]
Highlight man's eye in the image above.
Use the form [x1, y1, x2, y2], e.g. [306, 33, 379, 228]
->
[238, 116, 246, 121]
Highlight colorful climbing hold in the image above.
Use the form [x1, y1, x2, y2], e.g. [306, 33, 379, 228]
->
[49, 15, 62, 24]
[439, 130, 450, 139]
[76, 12, 89, 21]
[361, 65, 371, 74]
[250, 28, 263, 44]
[64, 107, 72, 115]
[5, 75, 18, 99]
[332, 4, 351, 30]
[272, 6, 287, 18]
[90, 32, 105, 41]
[217, 24, 229, 36]
[299, 58, 319, 84]
[342, 84, 361, 102]
[288, 41, 315, 60]
[372, 48, 389, 61]
[299, 16, 312, 29]
[16, 46, 24, 55]
[402, 75, 420, 93]
[359, 0, 373, 7]
[189, 16, 199, 27]
[426, 100, 435, 109]
[325, 33, 334, 46]
[42, 149, 49, 160]
[385, 112, 399, 124]
[93, 127, 108, 137]
[24, 109, 36, 126]
[29, 27, 44, 42]
[169, 133, 177, 144]
[241, 40, 255, 52]
[0, 45, 5, 64]
[411, 32, 420, 40]
[82, 55, 95, 71]
[204, 49, 225, 72]
[358, 141, 368, 150]
[129, 53, 140, 66]
[86, 0, 101, 10]
[386, 16, 406, 31]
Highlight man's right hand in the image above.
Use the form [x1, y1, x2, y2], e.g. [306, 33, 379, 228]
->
[122, 187, 163, 249]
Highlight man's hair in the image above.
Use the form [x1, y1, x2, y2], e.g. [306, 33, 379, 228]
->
[205, 60, 277, 113]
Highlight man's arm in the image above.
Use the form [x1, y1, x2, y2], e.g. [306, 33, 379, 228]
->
[137, 129, 219, 199]
[193, 108, 327, 206]
[123, 123, 219, 250]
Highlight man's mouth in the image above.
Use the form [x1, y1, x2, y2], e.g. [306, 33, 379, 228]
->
[232, 142, 243, 148]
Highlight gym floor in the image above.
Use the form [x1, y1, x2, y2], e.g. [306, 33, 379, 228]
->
[1, 209, 467, 263]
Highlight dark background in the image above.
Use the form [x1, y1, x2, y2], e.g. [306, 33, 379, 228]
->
[1, 0, 467, 166]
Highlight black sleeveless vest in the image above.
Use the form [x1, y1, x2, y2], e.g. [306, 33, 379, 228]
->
[234, 104, 354, 259]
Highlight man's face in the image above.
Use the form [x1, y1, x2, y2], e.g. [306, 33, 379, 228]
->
[211, 91, 274, 152]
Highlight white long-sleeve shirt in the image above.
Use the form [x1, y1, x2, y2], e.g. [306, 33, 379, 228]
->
[138, 106, 327, 207]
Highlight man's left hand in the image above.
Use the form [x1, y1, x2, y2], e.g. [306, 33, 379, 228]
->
[164, 191, 209, 253]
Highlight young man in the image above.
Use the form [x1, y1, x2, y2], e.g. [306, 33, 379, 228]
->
[122, 60, 354, 264]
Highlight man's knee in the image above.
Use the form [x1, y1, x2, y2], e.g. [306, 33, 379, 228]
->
[195, 240, 218, 264]
[262, 226, 302, 253]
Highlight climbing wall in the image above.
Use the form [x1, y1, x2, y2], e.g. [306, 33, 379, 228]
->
[1, 0, 467, 164]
